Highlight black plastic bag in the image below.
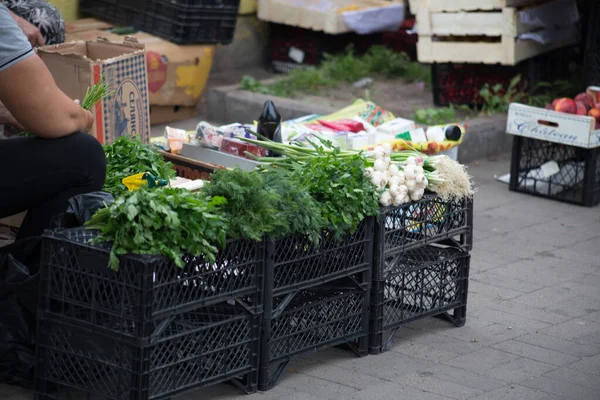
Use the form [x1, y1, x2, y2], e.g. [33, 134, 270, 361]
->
[0, 237, 41, 387]
[50, 191, 114, 229]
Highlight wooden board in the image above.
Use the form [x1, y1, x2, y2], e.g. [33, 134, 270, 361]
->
[160, 151, 219, 181]
[417, 8, 533, 37]
[424, 0, 546, 12]
[417, 35, 577, 65]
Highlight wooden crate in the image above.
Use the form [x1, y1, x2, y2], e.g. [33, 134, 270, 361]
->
[416, 0, 578, 65]
[424, 0, 545, 12]
[417, 34, 577, 65]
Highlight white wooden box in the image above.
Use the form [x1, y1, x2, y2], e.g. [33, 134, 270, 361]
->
[417, 34, 576, 65]
[506, 103, 600, 149]
[257, 0, 402, 34]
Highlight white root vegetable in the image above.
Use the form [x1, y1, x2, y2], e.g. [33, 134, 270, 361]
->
[404, 165, 418, 180]
[403, 156, 416, 166]
[405, 179, 416, 190]
[393, 194, 405, 206]
[415, 165, 424, 175]
[371, 171, 383, 187]
[415, 174, 426, 184]
[415, 156, 425, 167]
[388, 163, 400, 177]
[389, 184, 400, 197]
[374, 159, 387, 172]
[373, 146, 385, 160]
[398, 185, 408, 195]
[418, 177, 428, 189]
[389, 176, 401, 187]
[383, 143, 392, 156]
[379, 190, 393, 207]
[409, 188, 425, 201]
[396, 171, 406, 184]
[365, 167, 375, 178]
[383, 156, 392, 165]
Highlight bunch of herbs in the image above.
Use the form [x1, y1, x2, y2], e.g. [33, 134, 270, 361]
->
[200, 168, 286, 241]
[103, 136, 175, 195]
[86, 187, 228, 271]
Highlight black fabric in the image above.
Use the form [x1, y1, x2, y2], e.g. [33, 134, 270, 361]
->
[49, 191, 115, 229]
[0, 236, 41, 387]
[0, 132, 106, 240]
[4, 0, 65, 45]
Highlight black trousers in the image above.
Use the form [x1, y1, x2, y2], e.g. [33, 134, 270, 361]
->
[0, 132, 106, 240]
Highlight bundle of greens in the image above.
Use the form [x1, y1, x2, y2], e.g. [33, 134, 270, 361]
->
[200, 168, 286, 241]
[86, 187, 228, 271]
[103, 136, 175, 195]
[261, 169, 324, 243]
[288, 147, 380, 236]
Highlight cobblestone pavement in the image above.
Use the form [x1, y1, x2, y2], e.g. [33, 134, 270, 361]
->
[2, 154, 599, 400]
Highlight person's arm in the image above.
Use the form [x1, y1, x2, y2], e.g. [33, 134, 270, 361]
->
[0, 55, 94, 138]
[7, 9, 44, 47]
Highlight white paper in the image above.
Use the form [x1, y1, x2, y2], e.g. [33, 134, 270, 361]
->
[519, 0, 579, 29]
[342, 4, 405, 35]
[518, 25, 578, 45]
[288, 47, 305, 64]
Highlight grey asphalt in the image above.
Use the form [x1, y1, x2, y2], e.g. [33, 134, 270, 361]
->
[2, 153, 599, 400]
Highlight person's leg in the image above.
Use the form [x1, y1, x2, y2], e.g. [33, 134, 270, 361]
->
[4, 0, 65, 45]
[0, 132, 106, 239]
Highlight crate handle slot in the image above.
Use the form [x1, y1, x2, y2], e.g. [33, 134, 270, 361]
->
[537, 119, 559, 128]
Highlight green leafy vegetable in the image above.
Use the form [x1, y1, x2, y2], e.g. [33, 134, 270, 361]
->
[103, 136, 175, 195]
[201, 168, 286, 241]
[289, 147, 379, 236]
[86, 187, 228, 271]
[261, 169, 325, 242]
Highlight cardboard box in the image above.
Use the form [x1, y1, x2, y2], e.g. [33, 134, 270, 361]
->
[38, 37, 150, 144]
[150, 105, 198, 126]
[506, 103, 600, 148]
[66, 25, 215, 107]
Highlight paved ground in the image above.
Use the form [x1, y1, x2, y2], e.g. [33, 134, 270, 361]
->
[2, 154, 599, 400]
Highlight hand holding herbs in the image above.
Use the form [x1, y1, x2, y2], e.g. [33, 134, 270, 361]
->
[86, 187, 228, 271]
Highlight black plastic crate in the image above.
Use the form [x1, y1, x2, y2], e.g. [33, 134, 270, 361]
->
[509, 136, 600, 207]
[265, 218, 374, 296]
[258, 282, 370, 391]
[35, 303, 260, 400]
[369, 245, 470, 355]
[431, 48, 573, 107]
[374, 195, 472, 274]
[79, 0, 240, 45]
[39, 228, 263, 339]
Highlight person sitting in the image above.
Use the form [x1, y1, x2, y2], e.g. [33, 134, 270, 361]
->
[0, 3, 106, 240]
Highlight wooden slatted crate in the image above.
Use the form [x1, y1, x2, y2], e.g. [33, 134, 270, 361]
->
[416, 0, 578, 65]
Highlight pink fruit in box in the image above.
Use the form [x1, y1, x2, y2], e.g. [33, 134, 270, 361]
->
[575, 102, 588, 116]
[588, 108, 600, 121]
[574, 92, 595, 109]
[553, 98, 577, 114]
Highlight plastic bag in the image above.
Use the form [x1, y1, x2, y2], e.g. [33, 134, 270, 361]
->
[50, 191, 114, 229]
[0, 237, 41, 387]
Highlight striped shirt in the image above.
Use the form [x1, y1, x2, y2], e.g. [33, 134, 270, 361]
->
[0, 3, 33, 72]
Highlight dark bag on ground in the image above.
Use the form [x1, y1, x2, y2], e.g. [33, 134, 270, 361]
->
[0, 237, 41, 387]
[50, 191, 114, 229]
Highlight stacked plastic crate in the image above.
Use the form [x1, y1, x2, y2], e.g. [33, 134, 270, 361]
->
[369, 195, 473, 354]
[35, 228, 264, 399]
[258, 219, 374, 390]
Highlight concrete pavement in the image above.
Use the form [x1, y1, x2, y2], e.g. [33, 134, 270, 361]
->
[2, 153, 599, 400]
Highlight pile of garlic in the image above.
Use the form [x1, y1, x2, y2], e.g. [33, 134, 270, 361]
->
[365, 144, 429, 207]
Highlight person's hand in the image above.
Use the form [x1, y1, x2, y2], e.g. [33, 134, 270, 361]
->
[0, 100, 24, 130]
[11, 13, 45, 47]
[83, 109, 94, 132]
